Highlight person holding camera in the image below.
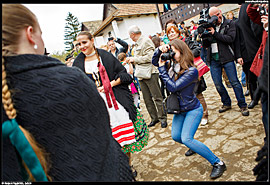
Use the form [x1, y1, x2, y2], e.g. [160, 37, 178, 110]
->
[206, 6, 249, 116]
[126, 25, 167, 128]
[158, 39, 226, 179]
[152, 21, 209, 129]
[107, 36, 129, 58]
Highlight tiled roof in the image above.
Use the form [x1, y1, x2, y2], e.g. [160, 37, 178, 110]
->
[113, 4, 179, 16]
[82, 20, 103, 35]
[93, 4, 180, 36]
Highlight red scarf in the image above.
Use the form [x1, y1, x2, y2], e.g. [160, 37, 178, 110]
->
[97, 62, 119, 110]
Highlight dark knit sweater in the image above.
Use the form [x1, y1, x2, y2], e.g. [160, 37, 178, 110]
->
[2, 54, 133, 181]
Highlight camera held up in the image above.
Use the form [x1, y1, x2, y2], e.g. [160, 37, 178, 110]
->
[259, 6, 267, 15]
[161, 45, 176, 61]
[197, 8, 218, 48]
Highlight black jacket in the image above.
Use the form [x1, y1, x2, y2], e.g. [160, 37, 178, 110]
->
[234, 18, 251, 63]
[206, 16, 236, 65]
[73, 49, 137, 122]
[2, 54, 133, 181]
[258, 37, 268, 93]
[109, 38, 129, 58]
[237, 3, 263, 63]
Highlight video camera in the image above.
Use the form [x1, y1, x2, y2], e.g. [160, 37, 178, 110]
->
[197, 8, 218, 48]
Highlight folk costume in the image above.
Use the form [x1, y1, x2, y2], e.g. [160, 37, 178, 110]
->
[73, 49, 148, 153]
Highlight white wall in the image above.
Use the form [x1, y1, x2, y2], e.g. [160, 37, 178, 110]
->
[94, 14, 162, 47]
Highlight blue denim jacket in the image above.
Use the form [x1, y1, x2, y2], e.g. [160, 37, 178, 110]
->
[159, 66, 200, 112]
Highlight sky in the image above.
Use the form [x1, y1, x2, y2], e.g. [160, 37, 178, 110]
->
[23, 4, 104, 54]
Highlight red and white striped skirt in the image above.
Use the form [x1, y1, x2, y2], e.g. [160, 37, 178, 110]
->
[99, 92, 136, 147]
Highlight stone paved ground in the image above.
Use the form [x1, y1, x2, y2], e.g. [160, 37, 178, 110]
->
[131, 69, 265, 181]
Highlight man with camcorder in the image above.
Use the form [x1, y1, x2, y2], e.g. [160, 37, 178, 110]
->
[206, 6, 249, 116]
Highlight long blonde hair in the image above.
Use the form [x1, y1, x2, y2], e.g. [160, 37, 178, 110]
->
[2, 4, 51, 181]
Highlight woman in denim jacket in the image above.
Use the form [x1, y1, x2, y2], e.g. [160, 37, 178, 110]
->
[158, 39, 226, 179]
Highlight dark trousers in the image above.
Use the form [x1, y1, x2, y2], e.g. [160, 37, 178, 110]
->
[242, 62, 258, 101]
[139, 73, 167, 123]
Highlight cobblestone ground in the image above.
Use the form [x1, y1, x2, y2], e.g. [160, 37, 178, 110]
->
[131, 68, 265, 181]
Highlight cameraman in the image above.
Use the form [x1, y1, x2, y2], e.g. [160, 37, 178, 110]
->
[206, 6, 249, 116]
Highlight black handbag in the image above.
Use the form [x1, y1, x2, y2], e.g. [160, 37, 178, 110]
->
[163, 93, 181, 114]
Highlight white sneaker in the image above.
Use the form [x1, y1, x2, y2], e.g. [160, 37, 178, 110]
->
[200, 118, 208, 125]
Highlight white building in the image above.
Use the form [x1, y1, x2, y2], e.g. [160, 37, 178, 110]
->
[81, 4, 239, 48]
[83, 4, 178, 47]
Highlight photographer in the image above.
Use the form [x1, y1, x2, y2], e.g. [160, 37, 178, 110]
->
[158, 39, 226, 179]
[206, 6, 249, 116]
[152, 23, 209, 129]
[107, 37, 129, 58]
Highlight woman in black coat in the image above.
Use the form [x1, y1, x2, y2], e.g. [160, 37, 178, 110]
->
[2, 4, 133, 182]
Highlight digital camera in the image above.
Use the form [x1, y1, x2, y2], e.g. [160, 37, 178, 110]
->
[259, 6, 267, 15]
[161, 46, 175, 61]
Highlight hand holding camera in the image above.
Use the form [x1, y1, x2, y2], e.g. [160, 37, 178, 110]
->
[108, 37, 115, 41]
[158, 44, 170, 53]
[158, 44, 176, 67]
[252, 4, 268, 15]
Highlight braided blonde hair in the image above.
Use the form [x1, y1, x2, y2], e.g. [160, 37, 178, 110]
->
[2, 4, 51, 181]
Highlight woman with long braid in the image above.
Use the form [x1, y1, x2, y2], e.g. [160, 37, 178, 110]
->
[2, 4, 133, 181]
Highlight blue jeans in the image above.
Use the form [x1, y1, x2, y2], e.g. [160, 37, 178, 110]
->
[210, 60, 247, 108]
[200, 47, 208, 65]
[241, 71, 246, 86]
[171, 104, 220, 165]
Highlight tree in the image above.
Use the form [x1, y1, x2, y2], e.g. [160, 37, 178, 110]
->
[50, 50, 67, 63]
[64, 12, 81, 52]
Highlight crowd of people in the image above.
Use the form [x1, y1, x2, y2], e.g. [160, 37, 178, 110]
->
[2, 3, 268, 182]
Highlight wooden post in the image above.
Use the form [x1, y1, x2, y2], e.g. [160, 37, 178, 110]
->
[156, 4, 164, 30]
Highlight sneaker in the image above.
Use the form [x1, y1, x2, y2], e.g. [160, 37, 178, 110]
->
[210, 161, 227, 179]
[240, 107, 249, 116]
[161, 121, 167, 128]
[219, 105, 231, 113]
[200, 118, 208, 125]
[185, 149, 196, 156]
